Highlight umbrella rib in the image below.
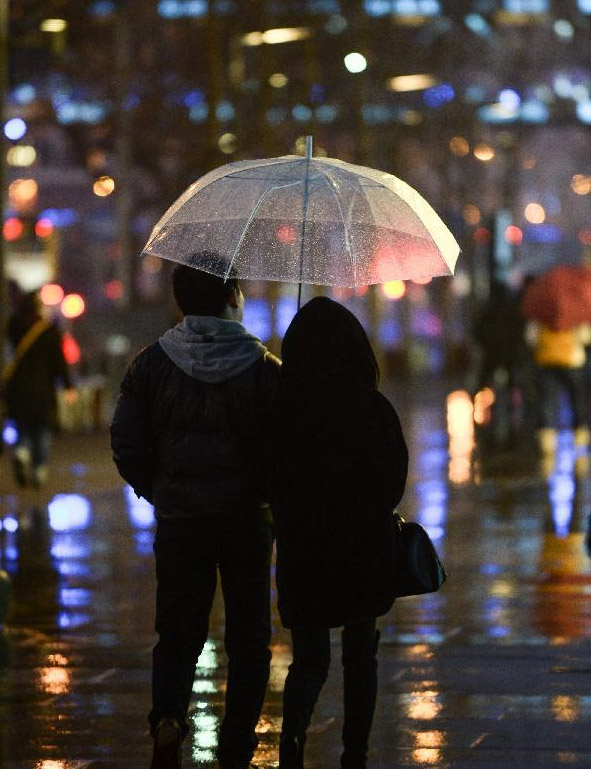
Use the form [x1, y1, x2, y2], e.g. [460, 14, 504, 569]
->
[225, 178, 306, 279]
[319, 168, 357, 286]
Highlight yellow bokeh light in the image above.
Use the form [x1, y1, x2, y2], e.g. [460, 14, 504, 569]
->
[446, 390, 474, 485]
[474, 387, 495, 425]
[218, 133, 238, 155]
[474, 144, 495, 162]
[39, 666, 70, 695]
[552, 695, 580, 723]
[388, 73, 437, 92]
[463, 203, 481, 225]
[40, 18, 67, 32]
[8, 178, 38, 208]
[7, 145, 37, 167]
[36, 762, 68, 769]
[381, 280, 406, 300]
[449, 136, 470, 156]
[525, 202, 546, 224]
[571, 174, 591, 195]
[93, 175, 115, 197]
[408, 690, 442, 720]
[269, 72, 288, 88]
[61, 293, 86, 319]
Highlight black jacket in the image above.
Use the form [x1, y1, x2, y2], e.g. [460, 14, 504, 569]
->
[4, 320, 72, 429]
[111, 341, 281, 516]
[267, 381, 408, 628]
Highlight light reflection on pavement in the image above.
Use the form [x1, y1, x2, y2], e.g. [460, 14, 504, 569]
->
[0, 386, 591, 767]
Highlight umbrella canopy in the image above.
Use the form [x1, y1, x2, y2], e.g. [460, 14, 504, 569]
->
[142, 153, 460, 288]
[521, 264, 591, 331]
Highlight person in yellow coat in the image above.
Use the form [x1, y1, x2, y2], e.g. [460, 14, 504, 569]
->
[526, 320, 591, 456]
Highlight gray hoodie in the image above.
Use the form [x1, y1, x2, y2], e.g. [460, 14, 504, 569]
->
[158, 315, 268, 383]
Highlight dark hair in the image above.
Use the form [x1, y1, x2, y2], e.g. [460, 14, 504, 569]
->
[281, 296, 379, 389]
[172, 253, 239, 317]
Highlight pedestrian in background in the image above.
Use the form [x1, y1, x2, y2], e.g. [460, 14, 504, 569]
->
[266, 297, 408, 769]
[110, 258, 281, 769]
[470, 281, 530, 446]
[1, 289, 76, 490]
[526, 319, 591, 460]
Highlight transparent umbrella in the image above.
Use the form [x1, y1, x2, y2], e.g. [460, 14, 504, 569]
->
[143, 138, 460, 301]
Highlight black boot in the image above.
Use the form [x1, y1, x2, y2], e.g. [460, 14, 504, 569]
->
[279, 734, 306, 769]
[341, 626, 380, 769]
[150, 717, 183, 769]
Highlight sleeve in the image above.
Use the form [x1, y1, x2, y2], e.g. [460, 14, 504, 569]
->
[362, 392, 409, 511]
[110, 353, 155, 503]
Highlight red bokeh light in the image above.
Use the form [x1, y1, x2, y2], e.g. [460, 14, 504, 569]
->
[3, 217, 23, 241]
[277, 224, 297, 244]
[474, 227, 491, 245]
[35, 218, 54, 238]
[104, 279, 124, 300]
[504, 225, 523, 245]
[62, 332, 81, 365]
[578, 229, 591, 246]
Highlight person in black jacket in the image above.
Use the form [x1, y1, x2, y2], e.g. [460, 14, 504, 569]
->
[110, 258, 281, 769]
[266, 297, 408, 769]
[2, 290, 75, 488]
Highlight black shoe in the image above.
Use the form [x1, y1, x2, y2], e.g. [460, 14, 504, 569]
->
[279, 734, 305, 769]
[150, 718, 183, 769]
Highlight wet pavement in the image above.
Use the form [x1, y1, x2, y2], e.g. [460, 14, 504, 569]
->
[1, 380, 591, 768]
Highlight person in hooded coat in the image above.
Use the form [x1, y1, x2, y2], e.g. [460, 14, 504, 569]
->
[110, 258, 281, 769]
[2, 289, 75, 489]
[266, 297, 408, 769]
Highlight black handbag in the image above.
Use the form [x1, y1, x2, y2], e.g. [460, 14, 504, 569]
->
[391, 512, 447, 597]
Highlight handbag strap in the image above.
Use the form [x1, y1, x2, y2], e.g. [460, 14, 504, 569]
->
[1, 319, 51, 385]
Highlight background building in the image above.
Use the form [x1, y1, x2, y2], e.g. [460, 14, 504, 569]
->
[4, 0, 591, 382]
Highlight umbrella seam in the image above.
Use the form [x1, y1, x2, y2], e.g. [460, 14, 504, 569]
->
[318, 166, 357, 286]
[225, 178, 307, 280]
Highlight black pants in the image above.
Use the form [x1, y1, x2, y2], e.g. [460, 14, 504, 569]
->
[282, 619, 379, 768]
[149, 511, 273, 769]
[536, 365, 587, 429]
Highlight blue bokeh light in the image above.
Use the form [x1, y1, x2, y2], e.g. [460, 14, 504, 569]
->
[4, 118, 27, 141]
[48, 494, 92, 532]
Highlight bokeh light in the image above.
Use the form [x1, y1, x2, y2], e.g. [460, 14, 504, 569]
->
[269, 72, 288, 88]
[3, 217, 23, 241]
[104, 279, 124, 300]
[524, 202, 546, 224]
[218, 133, 238, 154]
[505, 225, 523, 245]
[4, 118, 27, 141]
[62, 332, 81, 365]
[344, 52, 367, 73]
[381, 280, 406, 300]
[93, 175, 115, 197]
[35, 218, 54, 238]
[40, 283, 65, 306]
[7, 145, 36, 167]
[463, 203, 481, 225]
[9, 178, 38, 209]
[61, 293, 86, 319]
[449, 136, 470, 156]
[571, 174, 591, 195]
[474, 143, 495, 161]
